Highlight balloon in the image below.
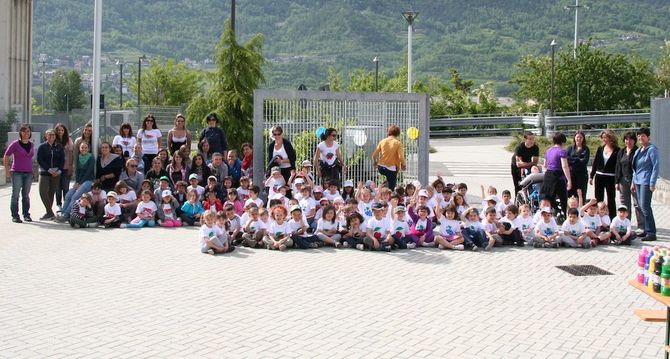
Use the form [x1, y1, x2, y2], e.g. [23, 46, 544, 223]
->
[316, 127, 326, 139]
[352, 130, 367, 146]
[407, 127, 419, 140]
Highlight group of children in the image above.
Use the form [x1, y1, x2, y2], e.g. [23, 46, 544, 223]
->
[61, 162, 635, 255]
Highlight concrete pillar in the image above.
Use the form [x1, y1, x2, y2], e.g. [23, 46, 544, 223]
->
[0, 0, 33, 125]
[650, 97, 670, 204]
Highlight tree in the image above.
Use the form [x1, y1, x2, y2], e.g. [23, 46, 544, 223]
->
[48, 69, 85, 112]
[187, 20, 266, 150]
[511, 43, 659, 112]
[129, 59, 203, 106]
[657, 40, 670, 94]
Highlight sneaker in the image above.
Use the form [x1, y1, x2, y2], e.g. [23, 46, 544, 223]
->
[86, 222, 99, 228]
[120, 223, 127, 229]
[635, 228, 646, 236]
[54, 215, 67, 223]
[543, 242, 553, 248]
[383, 246, 392, 252]
[437, 244, 445, 250]
[472, 245, 479, 252]
[552, 242, 559, 248]
[279, 244, 287, 251]
[583, 241, 591, 249]
[454, 244, 465, 251]
[73, 223, 81, 229]
[533, 242, 542, 248]
[485, 241, 494, 251]
[335, 242, 342, 249]
[356, 243, 365, 250]
[309, 243, 319, 248]
[12, 217, 22, 223]
[23, 215, 32, 222]
[207, 249, 215, 255]
[266, 244, 271, 250]
[406, 242, 417, 249]
[642, 234, 657, 242]
[40, 213, 55, 221]
[342, 241, 350, 248]
[516, 241, 525, 247]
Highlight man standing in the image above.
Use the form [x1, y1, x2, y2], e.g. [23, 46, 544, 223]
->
[200, 113, 228, 159]
[511, 132, 539, 196]
[37, 129, 64, 220]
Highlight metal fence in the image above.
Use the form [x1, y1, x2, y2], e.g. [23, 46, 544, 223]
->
[545, 110, 650, 136]
[253, 89, 430, 188]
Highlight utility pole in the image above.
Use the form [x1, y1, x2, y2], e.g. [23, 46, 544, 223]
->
[373, 56, 379, 92]
[550, 40, 557, 115]
[116, 60, 123, 108]
[565, 0, 587, 112]
[39, 54, 47, 112]
[402, 10, 418, 94]
[231, 0, 236, 33]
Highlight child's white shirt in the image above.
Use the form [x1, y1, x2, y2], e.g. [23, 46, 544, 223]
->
[481, 219, 498, 234]
[324, 190, 341, 201]
[187, 185, 205, 201]
[136, 200, 158, 217]
[535, 220, 559, 236]
[268, 220, 291, 238]
[366, 216, 391, 238]
[599, 214, 611, 228]
[561, 220, 584, 236]
[288, 218, 309, 236]
[438, 215, 461, 237]
[299, 197, 317, 217]
[581, 213, 601, 231]
[199, 224, 226, 249]
[244, 218, 264, 234]
[317, 218, 339, 235]
[358, 200, 375, 221]
[514, 215, 535, 234]
[463, 219, 483, 232]
[117, 191, 137, 204]
[611, 217, 632, 233]
[244, 197, 264, 208]
[104, 203, 121, 218]
[391, 216, 412, 237]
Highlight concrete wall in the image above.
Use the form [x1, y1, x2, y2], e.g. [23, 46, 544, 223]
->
[0, 0, 33, 124]
[651, 98, 670, 180]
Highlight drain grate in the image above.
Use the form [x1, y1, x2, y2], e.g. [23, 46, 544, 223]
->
[556, 265, 613, 276]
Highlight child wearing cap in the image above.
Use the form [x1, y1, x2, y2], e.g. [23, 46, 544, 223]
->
[391, 205, 416, 249]
[263, 206, 293, 251]
[364, 203, 393, 252]
[558, 208, 586, 248]
[580, 199, 601, 247]
[610, 205, 634, 245]
[265, 166, 286, 193]
[199, 211, 233, 255]
[125, 190, 158, 228]
[180, 189, 205, 226]
[102, 191, 122, 228]
[316, 205, 341, 248]
[532, 207, 560, 248]
[187, 173, 205, 202]
[153, 176, 172, 204]
[69, 193, 99, 228]
[157, 190, 182, 227]
[204, 175, 225, 201]
[434, 204, 465, 250]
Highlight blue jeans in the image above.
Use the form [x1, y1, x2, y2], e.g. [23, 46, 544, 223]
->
[462, 228, 487, 248]
[10, 172, 32, 218]
[377, 166, 398, 190]
[56, 173, 72, 206]
[61, 181, 93, 219]
[126, 219, 156, 228]
[636, 184, 656, 235]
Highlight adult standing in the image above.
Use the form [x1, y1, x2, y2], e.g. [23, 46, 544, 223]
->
[73, 123, 92, 175]
[3, 124, 35, 223]
[540, 132, 572, 218]
[590, 129, 619, 218]
[58, 141, 96, 221]
[96, 142, 124, 192]
[37, 129, 64, 220]
[632, 127, 660, 242]
[372, 124, 406, 190]
[511, 132, 540, 196]
[266, 126, 296, 183]
[199, 113, 228, 159]
[137, 114, 162, 171]
[167, 113, 192, 156]
[615, 131, 643, 230]
[566, 130, 590, 199]
[119, 157, 144, 193]
[54, 123, 73, 211]
[313, 128, 345, 185]
[112, 123, 136, 159]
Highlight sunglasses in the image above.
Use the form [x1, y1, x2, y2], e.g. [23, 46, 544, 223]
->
[128, 164, 137, 168]
[272, 132, 281, 136]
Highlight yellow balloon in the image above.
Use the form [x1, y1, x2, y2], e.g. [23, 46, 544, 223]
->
[407, 127, 419, 140]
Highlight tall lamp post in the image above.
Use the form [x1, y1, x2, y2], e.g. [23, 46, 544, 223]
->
[565, 0, 587, 112]
[373, 56, 379, 92]
[402, 10, 417, 94]
[550, 40, 557, 115]
[137, 54, 147, 116]
[116, 60, 123, 108]
[39, 53, 47, 112]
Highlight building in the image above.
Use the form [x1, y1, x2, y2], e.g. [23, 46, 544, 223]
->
[0, 0, 33, 125]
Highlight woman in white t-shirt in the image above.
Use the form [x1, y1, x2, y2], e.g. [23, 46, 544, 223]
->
[313, 128, 345, 185]
[112, 123, 136, 159]
[137, 114, 163, 171]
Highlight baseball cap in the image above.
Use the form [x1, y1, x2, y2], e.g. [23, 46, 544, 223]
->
[485, 195, 498, 203]
[319, 197, 330, 204]
[540, 207, 552, 214]
[372, 203, 384, 210]
[394, 205, 406, 213]
[207, 175, 218, 182]
[294, 178, 305, 184]
[301, 160, 312, 167]
[365, 180, 375, 188]
[333, 196, 344, 204]
[106, 191, 118, 199]
[271, 166, 280, 173]
[289, 204, 302, 213]
[188, 173, 198, 180]
[343, 180, 354, 188]
[159, 176, 170, 182]
[313, 186, 324, 193]
[617, 205, 628, 211]
[162, 190, 172, 198]
[418, 189, 429, 198]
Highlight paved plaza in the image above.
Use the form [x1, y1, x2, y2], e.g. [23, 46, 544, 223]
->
[1, 137, 669, 358]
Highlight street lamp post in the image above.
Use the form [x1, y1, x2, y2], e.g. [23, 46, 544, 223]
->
[137, 54, 146, 116]
[116, 60, 123, 108]
[402, 10, 418, 94]
[550, 40, 557, 115]
[565, 0, 587, 113]
[39, 54, 47, 112]
[373, 56, 379, 92]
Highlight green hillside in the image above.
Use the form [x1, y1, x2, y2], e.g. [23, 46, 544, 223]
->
[33, 0, 670, 95]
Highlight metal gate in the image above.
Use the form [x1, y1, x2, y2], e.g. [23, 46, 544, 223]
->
[252, 89, 430, 188]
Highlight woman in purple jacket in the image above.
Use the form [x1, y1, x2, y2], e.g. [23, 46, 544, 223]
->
[3, 124, 35, 223]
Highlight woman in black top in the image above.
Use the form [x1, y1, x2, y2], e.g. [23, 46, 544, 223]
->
[589, 129, 619, 219]
[96, 142, 124, 192]
[615, 131, 643, 227]
[266, 126, 297, 183]
[566, 131, 590, 199]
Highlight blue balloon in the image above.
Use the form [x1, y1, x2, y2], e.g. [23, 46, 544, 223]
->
[316, 127, 326, 139]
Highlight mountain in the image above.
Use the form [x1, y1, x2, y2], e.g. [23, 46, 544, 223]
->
[32, 0, 670, 95]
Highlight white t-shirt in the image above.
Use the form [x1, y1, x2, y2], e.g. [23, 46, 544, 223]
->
[414, 218, 429, 233]
[288, 218, 308, 236]
[581, 213, 601, 231]
[272, 144, 291, 169]
[514, 215, 535, 234]
[104, 203, 121, 219]
[244, 218, 264, 235]
[499, 216, 517, 230]
[611, 217, 632, 233]
[317, 218, 340, 236]
[299, 197, 317, 218]
[187, 185, 205, 202]
[324, 190, 341, 201]
[463, 220, 483, 232]
[317, 141, 339, 165]
[438, 216, 461, 238]
[366, 216, 390, 239]
[481, 219, 498, 234]
[535, 220, 559, 237]
[117, 190, 137, 204]
[245, 197, 264, 208]
[112, 135, 137, 156]
[137, 129, 162, 155]
[161, 202, 176, 220]
[561, 220, 584, 236]
[358, 201, 374, 221]
[268, 220, 291, 238]
[391, 217, 411, 237]
[136, 200, 158, 218]
[237, 187, 250, 201]
[199, 224, 225, 249]
[599, 215, 611, 228]
[227, 215, 242, 233]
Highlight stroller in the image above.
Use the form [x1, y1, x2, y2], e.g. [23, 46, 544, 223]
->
[514, 172, 544, 214]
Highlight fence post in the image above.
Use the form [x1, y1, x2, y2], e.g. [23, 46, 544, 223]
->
[542, 109, 551, 137]
[418, 94, 430, 185]
[252, 90, 265, 187]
